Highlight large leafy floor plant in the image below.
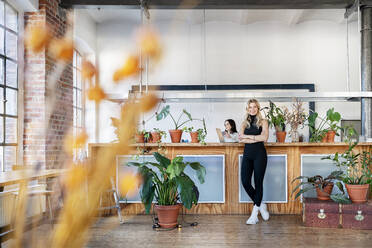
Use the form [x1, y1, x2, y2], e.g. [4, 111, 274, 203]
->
[127, 152, 206, 213]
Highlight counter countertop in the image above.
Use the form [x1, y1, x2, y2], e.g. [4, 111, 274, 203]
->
[89, 142, 372, 147]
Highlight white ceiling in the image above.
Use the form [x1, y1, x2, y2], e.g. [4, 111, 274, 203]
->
[83, 9, 358, 25]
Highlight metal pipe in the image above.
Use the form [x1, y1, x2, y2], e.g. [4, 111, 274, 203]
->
[360, 6, 372, 138]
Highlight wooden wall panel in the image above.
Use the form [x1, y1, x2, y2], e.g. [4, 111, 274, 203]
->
[89, 142, 372, 215]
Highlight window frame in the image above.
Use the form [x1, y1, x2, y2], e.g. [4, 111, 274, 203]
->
[0, 0, 19, 172]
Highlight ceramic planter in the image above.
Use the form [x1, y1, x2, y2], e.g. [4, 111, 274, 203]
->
[155, 204, 182, 228]
[190, 131, 199, 143]
[135, 133, 145, 143]
[169, 130, 183, 143]
[345, 184, 370, 203]
[276, 131, 286, 143]
[151, 132, 161, 143]
[315, 183, 334, 201]
[327, 131, 336, 142]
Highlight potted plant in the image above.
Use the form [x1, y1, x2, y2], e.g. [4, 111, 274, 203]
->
[150, 128, 167, 143]
[292, 171, 344, 201]
[322, 142, 372, 203]
[197, 128, 207, 145]
[263, 101, 286, 142]
[340, 125, 358, 143]
[308, 111, 328, 142]
[156, 105, 206, 143]
[325, 108, 341, 142]
[127, 152, 206, 228]
[183, 127, 199, 143]
[182, 125, 207, 144]
[283, 99, 307, 142]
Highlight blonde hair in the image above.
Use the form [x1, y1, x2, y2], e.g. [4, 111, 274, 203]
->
[243, 99, 264, 128]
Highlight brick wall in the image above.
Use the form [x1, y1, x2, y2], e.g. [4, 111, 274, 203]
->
[24, 0, 73, 169]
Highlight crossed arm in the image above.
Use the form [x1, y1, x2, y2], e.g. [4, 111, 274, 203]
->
[239, 120, 269, 143]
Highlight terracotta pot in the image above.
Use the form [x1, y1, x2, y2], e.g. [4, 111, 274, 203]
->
[327, 131, 336, 143]
[135, 133, 145, 143]
[321, 133, 328, 142]
[315, 183, 334, 201]
[190, 132, 199, 143]
[155, 204, 182, 228]
[276, 131, 286, 143]
[151, 132, 161, 143]
[345, 184, 370, 203]
[169, 130, 183, 143]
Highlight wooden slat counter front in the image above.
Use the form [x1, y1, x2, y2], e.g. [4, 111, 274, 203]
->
[89, 142, 372, 215]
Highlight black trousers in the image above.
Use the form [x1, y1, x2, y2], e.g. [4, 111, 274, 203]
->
[241, 148, 267, 207]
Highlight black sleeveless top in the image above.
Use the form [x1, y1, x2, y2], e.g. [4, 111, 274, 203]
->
[243, 115, 265, 154]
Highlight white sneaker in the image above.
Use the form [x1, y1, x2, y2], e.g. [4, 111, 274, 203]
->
[246, 205, 259, 225]
[259, 203, 270, 221]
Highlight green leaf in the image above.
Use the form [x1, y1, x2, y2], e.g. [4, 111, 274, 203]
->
[336, 181, 345, 194]
[291, 176, 309, 183]
[166, 157, 186, 179]
[156, 105, 170, 121]
[330, 194, 351, 204]
[294, 187, 314, 200]
[138, 167, 156, 213]
[153, 152, 171, 168]
[188, 162, 206, 184]
[291, 181, 313, 195]
[176, 174, 197, 209]
[126, 162, 142, 167]
[183, 109, 192, 121]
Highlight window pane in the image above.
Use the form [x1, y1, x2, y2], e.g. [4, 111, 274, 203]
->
[0, 88, 3, 113]
[73, 107, 76, 127]
[4, 146, 16, 171]
[5, 88, 16, 115]
[77, 69, 82, 89]
[0, 1, 4, 26]
[0, 28, 4, 55]
[5, 4, 17, 32]
[5, 30, 16, 59]
[77, 90, 82, 108]
[5, 117, 16, 143]
[6, 59, 16, 87]
[0, 117, 3, 142]
[77, 109, 82, 128]
[0, 58, 3, 84]
[77, 54, 81, 69]
[73, 51, 76, 68]
[0, 146, 2, 171]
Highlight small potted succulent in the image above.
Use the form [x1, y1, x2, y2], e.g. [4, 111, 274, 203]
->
[263, 101, 286, 142]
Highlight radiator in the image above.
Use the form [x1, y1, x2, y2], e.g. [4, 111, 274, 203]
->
[0, 184, 47, 227]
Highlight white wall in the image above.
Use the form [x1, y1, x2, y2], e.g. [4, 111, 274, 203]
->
[92, 9, 361, 143]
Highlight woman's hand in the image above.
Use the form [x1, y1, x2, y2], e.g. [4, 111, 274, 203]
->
[224, 132, 232, 138]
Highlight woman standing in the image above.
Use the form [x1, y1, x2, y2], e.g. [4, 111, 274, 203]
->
[223, 119, 239, 142]
[239, 99, 269, 224]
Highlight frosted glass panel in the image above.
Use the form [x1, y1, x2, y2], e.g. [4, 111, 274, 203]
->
[301, 155, 342, 198]
[181, 155, 225, 203]
[117, 155, 157, 202]
[117, 155, 225, 203]
[239, 154, 287, 203]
